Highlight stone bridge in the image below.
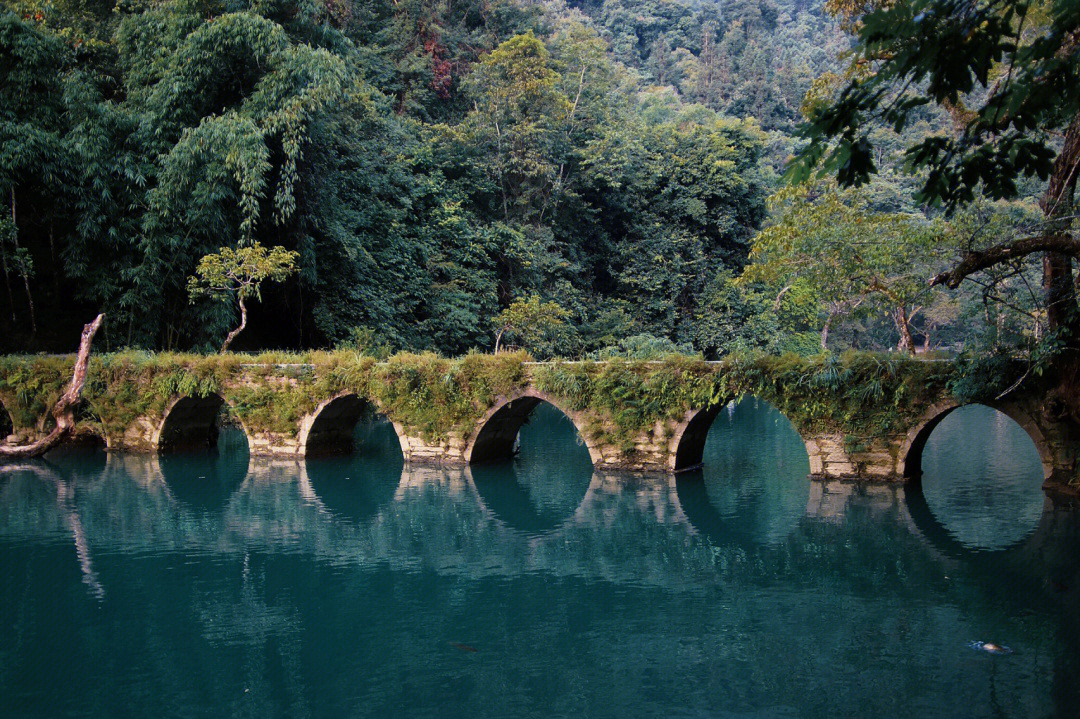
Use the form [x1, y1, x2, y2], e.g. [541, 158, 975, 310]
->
[1, 354, 1078, 487]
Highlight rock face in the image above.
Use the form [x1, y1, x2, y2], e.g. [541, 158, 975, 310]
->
[2, 361, 1077, 487]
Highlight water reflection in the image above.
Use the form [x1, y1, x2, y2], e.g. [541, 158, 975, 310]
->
[470, 402, 592, 535]
[158, 425, 249, 511]
[677, 398, 811, 548]
[304, 417, 402, 524]
[0, 406, 1078, 719]
[919, 405, 1045, 551]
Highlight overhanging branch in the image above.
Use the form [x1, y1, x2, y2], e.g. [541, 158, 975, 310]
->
[930, 235, 1080, 289]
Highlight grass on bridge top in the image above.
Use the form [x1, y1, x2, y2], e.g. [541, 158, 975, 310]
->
[0, 349, 1025, 451]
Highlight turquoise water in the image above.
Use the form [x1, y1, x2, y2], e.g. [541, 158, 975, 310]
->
[1, 400, 1078, 718]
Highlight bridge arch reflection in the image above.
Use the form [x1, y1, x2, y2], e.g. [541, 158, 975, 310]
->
[468, 401, 593, 534]
[158, 426, 249, 511]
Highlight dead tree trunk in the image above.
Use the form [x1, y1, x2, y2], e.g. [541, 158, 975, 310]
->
[0, 314, 104, 458]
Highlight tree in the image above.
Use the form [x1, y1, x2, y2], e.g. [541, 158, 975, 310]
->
[793, 0, 1080, 324]
[793, 0, 1080, 413]
[187, 243, 298, 352]
[461, 32, 571, 223]
[742, 183, 946, 354]
[492, 294, 571, 357]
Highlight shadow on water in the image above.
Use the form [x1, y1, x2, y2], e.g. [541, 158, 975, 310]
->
[676, 398, 810, 548]
[304, 417, 403, 524]
[158, 426, 249, 512]
[910, 404, 1045, 553]
[42, 439, 109, 481]
[470, 402, 592, 535]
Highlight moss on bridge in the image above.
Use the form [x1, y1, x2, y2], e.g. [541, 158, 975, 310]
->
[1, 349, 962, 447]
[0, 350, 533, 443]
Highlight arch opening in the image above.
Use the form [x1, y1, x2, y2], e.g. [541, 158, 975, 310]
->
[675, 397, 812, 547]
[158, 394, 246, 453]
[903, 402, 1052, 480]
[303, 394, 400, 458]
[467, 394, 592, 467]
[469, 401, 593, 534]
[303, 395, 404, 523]
[18, 399, 106, 452]
[673, 404, 724, 472]
[904, 404, 1046, 551]
[673, 397, 810, 474]
[0, 401, 13, 443]
[65, 400, 107, 450]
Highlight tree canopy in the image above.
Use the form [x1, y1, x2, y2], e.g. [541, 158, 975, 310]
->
[0, 0, 1069, 366]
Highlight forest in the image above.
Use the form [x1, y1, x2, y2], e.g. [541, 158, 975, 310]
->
[0, 0, 1077, 365]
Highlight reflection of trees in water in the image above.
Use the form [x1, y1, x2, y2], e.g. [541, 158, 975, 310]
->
[919, 405, 1045, 550]
[0, 450, 108, 600]
[470, 402, 592, 535]
[686, 398, 810, 547]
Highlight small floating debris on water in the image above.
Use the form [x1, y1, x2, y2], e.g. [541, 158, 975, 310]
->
[450, 642, 478, 653]
[969, 641, 1012, 655]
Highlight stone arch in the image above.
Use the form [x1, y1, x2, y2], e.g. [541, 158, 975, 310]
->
[297, 392, 407, 458]
[4, 393, 107, 450]
[899, 400, 1054, 480]
[464, 390, 600, 466]
[668, 396, 809, 472]
[153, 394, 249, 452]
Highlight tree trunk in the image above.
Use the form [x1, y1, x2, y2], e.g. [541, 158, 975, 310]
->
[1039, 115, 1080, 336]
[21, 269, 35, 336]
[221, 294, 248, 353]
[9, 189, 34, 335]
[1039, 116, 1080, 421]
[820, 312, 833, 350]
[931, 116, 1080, 313]
[894, 306, 916, 356]
[0, 314, 104, 458]
[0, 245, 14, 322]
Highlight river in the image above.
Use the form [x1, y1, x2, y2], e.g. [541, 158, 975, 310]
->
[1, 400, 1077, 718]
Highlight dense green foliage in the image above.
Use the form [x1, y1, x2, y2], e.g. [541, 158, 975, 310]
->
[0, 0, 779, 356]
[794, 0, 1080, 207]
[0, 0, 1066, 364]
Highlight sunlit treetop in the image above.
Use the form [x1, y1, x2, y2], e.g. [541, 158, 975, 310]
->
[792, 0, 1080, 208]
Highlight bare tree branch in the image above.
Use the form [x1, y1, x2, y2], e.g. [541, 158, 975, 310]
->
[0, 314, 104, 458]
